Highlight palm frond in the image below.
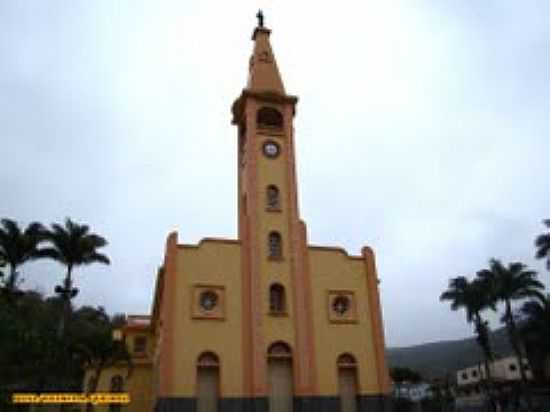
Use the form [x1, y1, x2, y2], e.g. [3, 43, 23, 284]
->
[34, 247, 65, 263]
[82, 252, 110, 265]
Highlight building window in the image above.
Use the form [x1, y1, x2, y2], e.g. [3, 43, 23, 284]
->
[257, 107, 283, 129]
[266, 185, 280, 210]
[268, 232, 282, 259]
[110, 375, 124, 392]
[332, 296, 351, 316]
[509, 363, 517, 372]
[134, 336, 147, 354]
[197, 352, 220, 412]
[269, 284, 286, 314]
[86, 375, 97, 393]
[200, 290, 219, 312]
[108, 375, 124, 412]
[461, 372, 468, 380]
[471, 370, 478, 378]
[328, 291, 357, 323]
[337, 353, 357, 369]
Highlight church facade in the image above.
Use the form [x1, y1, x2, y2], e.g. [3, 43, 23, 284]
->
[85, 16, 392, 412]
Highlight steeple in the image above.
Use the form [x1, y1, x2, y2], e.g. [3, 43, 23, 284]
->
[247, 10, 286, 95]
[232, 12, 297, 125]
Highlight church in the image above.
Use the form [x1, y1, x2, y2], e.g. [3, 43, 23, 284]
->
[85, 13, 392, 412]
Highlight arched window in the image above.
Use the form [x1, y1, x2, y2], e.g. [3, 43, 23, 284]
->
[108, 375, 124, 412]
[257, 107, 283, 129]
[269, 284, 286, 314]
[337, 354, 358, 412]
[337, 353, 357, 368]
[197, 352, 220, 412]
[268, 342, 293, 412]
[86, 375, 97, 393]
[110, 375, 124, 392]
[266, 185, 280, 210]
[268, 232, 282, 259]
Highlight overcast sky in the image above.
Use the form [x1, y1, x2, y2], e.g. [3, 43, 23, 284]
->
[1, 1, 549, 347]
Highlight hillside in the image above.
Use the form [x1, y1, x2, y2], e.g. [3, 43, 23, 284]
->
[387, 327, 514, 380]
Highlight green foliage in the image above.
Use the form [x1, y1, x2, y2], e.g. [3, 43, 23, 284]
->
[0, 217, 115, 411]
[390, 367, 423, 383]
[440, 275, 496, 378]
[0, 219, 47, 295]
[39, 218, 111, 338]
[519, 295, 550, 384]
[40, 218, 110, 271]
[535, 219, 550, 270]
[0, 291, 128, 410]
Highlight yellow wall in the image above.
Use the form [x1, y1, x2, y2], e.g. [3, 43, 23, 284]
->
[170, 240, 243, 397]
[82, 363, 153, 412]
[256, 132, 296, 351]
[308, 247, 380, 396]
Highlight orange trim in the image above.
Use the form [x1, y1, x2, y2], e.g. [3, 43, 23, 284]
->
[298, 220, 319, 395]
[284, 103, 318, 396]
[241, 205, 253, 395]
[177, 238, 241, 250]
[246, 101, 267, 396]
[237, 100, 267, 396]
[122, 325, 151, 332]
[158, 231, 178, 397]
[308, 245, 363, 260]
[362, 246, 392, 394]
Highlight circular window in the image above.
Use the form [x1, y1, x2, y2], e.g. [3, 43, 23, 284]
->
[332, 296, 350, 316]
[200, 291, 218, 312]
[263, 141, 280, 158]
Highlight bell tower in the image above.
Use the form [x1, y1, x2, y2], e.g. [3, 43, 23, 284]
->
[231, 11, 318, 400]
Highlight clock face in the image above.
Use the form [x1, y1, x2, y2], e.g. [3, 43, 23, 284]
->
[263, 141, 280, 158]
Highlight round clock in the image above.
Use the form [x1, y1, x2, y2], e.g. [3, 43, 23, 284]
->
[263, 141, 280, 158]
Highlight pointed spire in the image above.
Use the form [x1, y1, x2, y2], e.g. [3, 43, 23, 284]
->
[247, 10, 286, 95]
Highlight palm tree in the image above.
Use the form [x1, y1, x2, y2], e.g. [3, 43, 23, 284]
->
[440, 276, 496, 398]
[519, 295, 550, 383]
[535, 219, 550, 270]
[40, 218, 110, 338]
[478, 259, 545, 411]
[0, 219, 46, 297]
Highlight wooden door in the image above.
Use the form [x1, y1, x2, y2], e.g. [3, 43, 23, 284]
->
[269, 358, 293, 412]
[197, 367, 219, 412]
[339, 368, 358, 412]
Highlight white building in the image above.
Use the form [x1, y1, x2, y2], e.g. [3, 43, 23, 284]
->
[394, 382, 433, 402]
[456, 356, 533, 387]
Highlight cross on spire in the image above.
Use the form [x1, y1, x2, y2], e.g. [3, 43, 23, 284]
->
[256, 9, 264, 28]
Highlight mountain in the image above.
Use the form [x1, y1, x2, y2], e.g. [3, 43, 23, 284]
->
[387, 327, 514, 380]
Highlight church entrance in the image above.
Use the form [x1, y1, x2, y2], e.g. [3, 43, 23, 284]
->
[338, 354, 359, 412]
[196, 352, 220, 412]
[268, 342, 294, 412]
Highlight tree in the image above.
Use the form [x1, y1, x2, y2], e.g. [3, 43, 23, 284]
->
[70, 307, 132, 412]
[478, 259, 545, 411]
[390, 367, 422, 384]
[440, 277, 496, 382]
[535, 219, 550, 270]
[0, 219, 46, 298]
[519, 295, 550, 384]
[40, 218, 110, 338]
